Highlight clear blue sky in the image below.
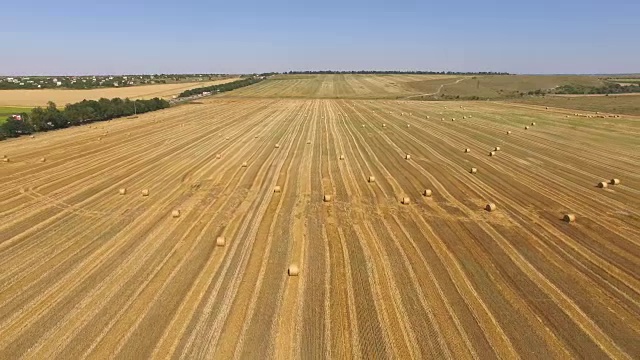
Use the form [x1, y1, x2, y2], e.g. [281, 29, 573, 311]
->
[1, 0, 638, 75]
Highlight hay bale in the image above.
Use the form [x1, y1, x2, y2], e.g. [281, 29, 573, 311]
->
[288, 264, 299, 276]
[225, 137, 230, 140]
[2, 158, 9, 163]
[470, 167, 478, 174]
[141, 189, 150, 196]
[507, 131, 512, 134]
[362, 124, 365, 127]
[441, 118, 445, 121]
[30, 135, 35, 139]
[598, 181, 608, 188]
[401, 197, 411, 205]
[118, 188, 127, 195]
[524, 126, 529, 130]
[451, 118, 455, 121]
[494, 146, 501, 151]
[426, 116, 430, 119]
[382, 124, 386, 127]
[423, 189, 432, 197]
[563, 214, 576, 222]
[40, 157, 46, 162]
[275, 144, 280, 148]
[368, 176, 375, 183]
[307, 140, 311, 144]
[610, 178, 620, 185]
[531, 122, 536, 126]
[489, 151, 496, 156]
[339, 155, 345, 160]
[464, 148, 470, 153]
[323, 194, 332, 202]
[274, 186, 282, 193]
[216, 154, 221, 159]
[241, 162, 248, 167]
[545, 106, 549, 109]
[463, 116, 466, 119]
[407, 124, 410, 128]
[405, 154, 411, 160]
[216, 237, 225, 246]
[485, 203, 496, 212]
[255, 135, 259, 138]
[172, 210, 181, 218]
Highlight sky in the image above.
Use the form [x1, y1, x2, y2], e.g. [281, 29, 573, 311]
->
[1, 0, 639, 75]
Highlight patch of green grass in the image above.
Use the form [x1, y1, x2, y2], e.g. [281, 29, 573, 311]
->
[0, 106, 32, 124]
[0, 106, 32, 117]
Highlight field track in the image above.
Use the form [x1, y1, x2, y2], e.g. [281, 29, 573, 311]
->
[0, 97, 639, 358]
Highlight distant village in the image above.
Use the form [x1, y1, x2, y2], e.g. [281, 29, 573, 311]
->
[0, 74, 229, 90]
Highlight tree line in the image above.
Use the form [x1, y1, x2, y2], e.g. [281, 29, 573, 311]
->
[1, 97, 169, 140]
[178, 76, 264, 98]
[553, 83, 640, 95]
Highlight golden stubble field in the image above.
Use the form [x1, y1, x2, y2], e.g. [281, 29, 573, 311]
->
[0, 77, 240, 107]
[0, 79, 639, 359]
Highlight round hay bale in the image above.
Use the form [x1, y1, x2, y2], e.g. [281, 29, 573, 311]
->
[494, 146, 501, 151]
[216, 154, 221, 159]
[598, 181, 608, 188]
[274, 186, 282, 193]
[524, 126, 529, 130]
[225, 136, 229, 140]
[441, 118, 445, 121]
[2, 158, 9, 163]
[470, 167, 478, 174]
[426, 116, 430, 119]
[507, 131, 512, 135]
[339, 155, 345, 160]
[275, 144, 280, 148]
[451, 118, 455, 121]
[368, 176, 375, 183]
[382, 124, 386, 127]
[563, 214, 576, 223]
[241, 162, 248, 167]
[423, 189, 432, 197]
[118, 188, 127, 195]
[401, 197, 411, 205]
[362, 124, 365, 127]
[323, 194, 332, 202]
[40, 157, 46, 162]
[307, 140, 311, 144]
[255, 135, 259, 138]
[489, 151, 496, 156]
[407, 124, 410, 128]
[216, 236, 225, 246]
[545, 106, 549, 109]
[610, 178, 620, 185]
[288, 264, 299, 276]
[141, 189, 150, 196]
[464, 148, 470, 153]
[531, 122, 536, 126]
[463, 116, 466, 119]
[405, 154, 411, 160]
[172, 210, 181, 218]
[485, 203, 496, 212]
[2, 154, 6, 158]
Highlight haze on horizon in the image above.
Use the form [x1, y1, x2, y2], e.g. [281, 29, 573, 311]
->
[1, 0, 638, 76]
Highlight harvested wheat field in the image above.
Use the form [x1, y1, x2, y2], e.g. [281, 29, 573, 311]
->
[0, 77, 240, 107]
[1, 95, 640, 359]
